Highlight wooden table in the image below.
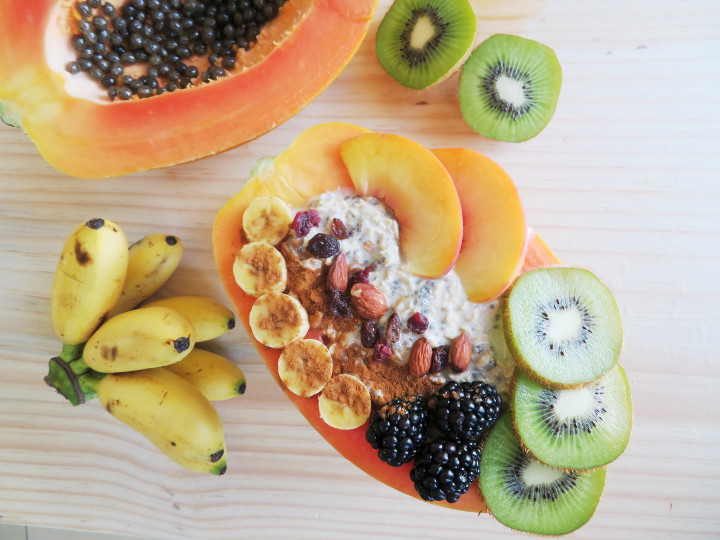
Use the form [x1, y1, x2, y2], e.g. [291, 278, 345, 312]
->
[1, 0, 718, 538]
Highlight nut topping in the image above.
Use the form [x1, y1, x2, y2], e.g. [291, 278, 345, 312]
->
[350, 283, 387, 320]
[449, 332, 472, 373]
[409, 338, 432, 377]
[326, 253, 348, 291]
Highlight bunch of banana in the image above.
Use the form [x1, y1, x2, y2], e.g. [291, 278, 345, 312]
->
[45, 218, 247, 475]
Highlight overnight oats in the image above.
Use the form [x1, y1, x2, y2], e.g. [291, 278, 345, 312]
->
[279, 190, 515, 405]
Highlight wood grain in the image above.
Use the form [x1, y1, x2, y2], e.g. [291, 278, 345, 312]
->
[1, 0, 719, 538]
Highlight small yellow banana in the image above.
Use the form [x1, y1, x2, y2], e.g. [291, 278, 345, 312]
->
[165, 348, 246, 401]
[142, 296, 235, 342]
[108, 234, 183, 317]
[51, 218, 128, 353]
[97, 367, 227, 475]
[83, 306, 195, 373]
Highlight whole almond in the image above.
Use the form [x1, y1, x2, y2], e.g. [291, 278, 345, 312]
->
[449, 332, 472, 373]
[349, 283, 387, 320]
[326, 253, 348, 291]
[409, 337, 432, 377]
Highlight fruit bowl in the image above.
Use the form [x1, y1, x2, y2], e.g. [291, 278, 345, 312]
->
[213, 123, 630, 534]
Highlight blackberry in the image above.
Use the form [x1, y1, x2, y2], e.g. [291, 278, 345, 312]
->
[365, 395, 427, 467]
[427, 380, 501, 442]
[410, 439, 481, 503]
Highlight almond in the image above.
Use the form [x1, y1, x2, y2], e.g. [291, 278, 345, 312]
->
[409, 338, 432, 377]
[326, 253, 348, 291]
[449, 332, 472, 373]
[349, 283, 387, 320]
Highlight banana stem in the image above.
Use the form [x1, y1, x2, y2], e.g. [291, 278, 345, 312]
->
[59, 342, 85, 363]
[44, 357, 104, 406]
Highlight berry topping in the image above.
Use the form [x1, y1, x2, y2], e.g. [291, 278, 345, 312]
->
[407, 312, 429, 334]
[410, 439, 481, 503]
[429, 345, 448, 374]
[365, 395, 428, 467]
[348, 265, 375, 288]
[328, 289, 353, 319]
[361, 320, 380, 348]
[385, 312, 401, 343]
[331, 218, 351, 239]
[307, 233, 340, 258]
[291, 210, 321, 237]
[372, 338, 392, 363]
[427, 380, 502, 442]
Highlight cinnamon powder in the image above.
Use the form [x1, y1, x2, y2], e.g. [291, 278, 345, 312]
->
[280, 238, 442, 406]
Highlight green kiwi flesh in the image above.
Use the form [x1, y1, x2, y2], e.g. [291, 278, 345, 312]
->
[480, 414, 606, 535]
[458, 34, 562, 142]
[513, 364, 632, 469]
[375, 0, 476, 89]
[504, 267, 622, 387]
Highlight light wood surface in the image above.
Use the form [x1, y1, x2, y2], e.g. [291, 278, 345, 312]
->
[1, 0, 719, 538]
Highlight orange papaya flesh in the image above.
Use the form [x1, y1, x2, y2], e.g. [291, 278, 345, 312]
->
[0, 0, 377, 178]
[212, 123, 562, 512]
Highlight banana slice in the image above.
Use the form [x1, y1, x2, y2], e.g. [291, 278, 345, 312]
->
[233, 241, 288, 298]
[278, 339, 333, 397]
[242, 196, 293, 245]
[249, 292, 309, 348]
[318, 374, 371, 430]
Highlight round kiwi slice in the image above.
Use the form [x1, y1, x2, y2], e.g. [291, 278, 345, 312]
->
[458, 34, 562, 142]
[480, 414, 606, 535]
[375, 0, 476, 90]
[513, 364, 632, 469]
[504, 267, 623, 387]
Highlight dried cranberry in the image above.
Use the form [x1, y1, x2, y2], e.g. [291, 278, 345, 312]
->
[360, 320, 380, 348]
[331, 218, 351, 239]
[372, 339, 392, 363]
[307, 233, 340, 258]
[429, 345, 448, 374]
[291, 210, 321, 238]
[348, 265, 375, 288]
[407, 312, 429, 334]
[328, 289, 353, 318]
[385, 313, 401, 343]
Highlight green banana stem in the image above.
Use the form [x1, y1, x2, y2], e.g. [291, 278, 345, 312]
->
[58, 342, 85, 363]
[44, 357, 104, 406]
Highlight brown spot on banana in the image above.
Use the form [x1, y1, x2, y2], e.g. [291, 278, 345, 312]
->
[74, 240, 91, 266]
[100, 344, 118, 361]
[210, 449, 224, 463]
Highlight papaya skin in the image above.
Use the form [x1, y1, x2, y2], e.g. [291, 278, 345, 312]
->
[212, 123, 561, 512]
[0, 0, 377, 178]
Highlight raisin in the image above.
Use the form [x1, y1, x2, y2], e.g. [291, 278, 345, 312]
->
[328, 289, 353, 318]
[360, 320, 380, 348]
[372, 339, 392, 363]
[429, 345, 448, 374]
[307, 233, 340, 258]
[385, 313, 401, 343]
[407, 312, 429, 334]
[291, 210, 321, 238]
[348, 265, 375, 288]
[331, 218, 351, 239]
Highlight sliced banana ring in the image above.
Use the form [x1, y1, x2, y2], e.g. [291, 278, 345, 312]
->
[249, 292, 309, 349]
[242, 196, 293, 245]
[233, 242, 288, 298]
[278, 339, 333, 397]
[318, 374, 371, 430]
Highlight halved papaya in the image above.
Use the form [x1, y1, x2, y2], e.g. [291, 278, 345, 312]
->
[0, 0, 376, 178]
[212, 123, 561, 512]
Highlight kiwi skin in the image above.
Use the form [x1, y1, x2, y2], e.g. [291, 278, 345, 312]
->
[502, 267, 623, 389]
[508, 365, 633, 471]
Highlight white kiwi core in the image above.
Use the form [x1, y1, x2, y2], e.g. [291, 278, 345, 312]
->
[553, 388, 595, 421]
[495, 75, 527, 108]
[546, 307, 583, 343]
[523, 458, 565, 486]
[409, 16, 436, 50]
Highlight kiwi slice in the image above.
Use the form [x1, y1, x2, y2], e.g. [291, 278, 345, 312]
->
[504, 267, 622, 387]
[458, 34, 562, 142]
[513, 364, 632, 469]
[375, 0, 476, 90]
[480, 414, 606, 535]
